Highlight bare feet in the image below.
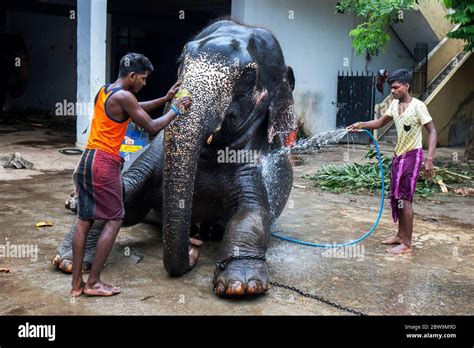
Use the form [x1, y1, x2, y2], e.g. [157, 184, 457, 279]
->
[70, 280, 85, 297]
[83, 281, 121, 297]
[382, 236, 403, 245]
[386, 243, 413, 254]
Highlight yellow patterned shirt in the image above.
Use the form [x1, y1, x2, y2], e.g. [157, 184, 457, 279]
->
[386, 97, 432, 156]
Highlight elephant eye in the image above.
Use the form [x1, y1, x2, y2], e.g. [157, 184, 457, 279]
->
[233, 69, 256, 96]
[242, 70, 256, 83]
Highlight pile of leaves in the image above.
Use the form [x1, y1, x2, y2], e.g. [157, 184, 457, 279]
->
[306, 147, 473, 197]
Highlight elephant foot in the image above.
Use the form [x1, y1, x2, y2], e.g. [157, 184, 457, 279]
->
[65, 191, 77, 213]
[189, 236, 204, 269]
[213, 257, 270, 297]
[51, 254, 91, 274]
[52, 219, 103, 274]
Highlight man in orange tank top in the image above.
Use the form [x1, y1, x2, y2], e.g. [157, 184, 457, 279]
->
[71, 53, 192, 297]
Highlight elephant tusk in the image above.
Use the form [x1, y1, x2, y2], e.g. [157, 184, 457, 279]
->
[215, 126, 221, 132]
[207, 134, 213, 144]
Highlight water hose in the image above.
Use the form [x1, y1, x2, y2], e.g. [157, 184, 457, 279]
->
[271, 129, 385, 248]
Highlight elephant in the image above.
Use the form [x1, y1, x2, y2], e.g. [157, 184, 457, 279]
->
[53, 19, 297, 297]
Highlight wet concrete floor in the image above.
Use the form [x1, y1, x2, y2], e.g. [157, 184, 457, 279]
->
[0, 128, 472, 315]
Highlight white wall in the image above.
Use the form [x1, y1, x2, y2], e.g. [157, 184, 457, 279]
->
[7, 10, 76, 112]
[232, 0, 415, 135]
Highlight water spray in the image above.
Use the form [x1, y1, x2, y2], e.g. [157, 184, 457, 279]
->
[271, 128, 385, 248]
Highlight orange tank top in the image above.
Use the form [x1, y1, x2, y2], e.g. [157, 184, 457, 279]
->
[86, 84, 130, 158]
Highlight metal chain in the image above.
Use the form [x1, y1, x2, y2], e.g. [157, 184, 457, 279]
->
[213, 255, 266, 284]
[269, 281, 368, 316]
[212, 256, 367, 316]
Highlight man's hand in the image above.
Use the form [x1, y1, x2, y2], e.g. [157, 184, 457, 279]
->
[346, 122, 362, 133]
[423, 158, 435, 180]
[174, 97, 192, 114]
[165, 81, 181, 101]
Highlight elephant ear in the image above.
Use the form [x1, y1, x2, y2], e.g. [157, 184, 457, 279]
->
[267, 66, 297, 144]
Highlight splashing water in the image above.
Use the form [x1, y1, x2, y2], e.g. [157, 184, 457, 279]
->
[263, 127, 349, 162]
[261, 127, 349, 170]
[289, 127, 349, 154]
[260, 127, 350, 212]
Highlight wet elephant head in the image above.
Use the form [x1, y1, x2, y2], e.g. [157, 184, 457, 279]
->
[162, 20, 297, 276]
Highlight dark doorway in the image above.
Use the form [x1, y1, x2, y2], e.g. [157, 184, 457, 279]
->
[108, 0, 231, 118]
[412, 42, 428, 95]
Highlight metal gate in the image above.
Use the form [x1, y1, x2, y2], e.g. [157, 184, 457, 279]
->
[335, 71, 375, 144]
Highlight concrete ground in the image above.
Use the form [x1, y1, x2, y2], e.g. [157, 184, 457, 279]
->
[0, 126, 472, 315]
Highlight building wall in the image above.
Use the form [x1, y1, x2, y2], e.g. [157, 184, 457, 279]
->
[425, 53, 474, 147]
[7, 11, 76, 113]
[231, 0, 414, 136]
[416, 0, 454, 40]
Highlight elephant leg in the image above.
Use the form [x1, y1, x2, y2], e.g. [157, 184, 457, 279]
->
[121, 132, 165, 226]
[53, 184, 154, 275]
[212, 152, 292, 295]
[213, 204, 271, 297]
[54, 186, 151, 274]
[54, 189, 155, 274]
[52, 218, 105, 273]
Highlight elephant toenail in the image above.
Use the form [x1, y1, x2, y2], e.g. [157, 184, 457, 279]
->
[247, 280, 259, 294]
[226, 281, 244, 295]
[214, 282, 225, 295]
[247, 280, 262, 295]
[51, 254, 60, 266]
[59, 260, 73, 273]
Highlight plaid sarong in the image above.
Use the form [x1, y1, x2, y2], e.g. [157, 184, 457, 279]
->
[73, 149, 125, 221]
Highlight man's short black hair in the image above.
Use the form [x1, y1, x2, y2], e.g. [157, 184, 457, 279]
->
[118, 52, 154, 77]
[387, 69, 412, 85]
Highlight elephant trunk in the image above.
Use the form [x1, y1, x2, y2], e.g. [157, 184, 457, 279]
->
[162, 107, 207, 276]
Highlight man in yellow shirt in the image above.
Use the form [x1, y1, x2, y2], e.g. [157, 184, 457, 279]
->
[347, 69, 437, 254]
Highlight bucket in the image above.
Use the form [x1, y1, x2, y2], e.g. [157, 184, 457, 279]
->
[119, 122, 149, 161]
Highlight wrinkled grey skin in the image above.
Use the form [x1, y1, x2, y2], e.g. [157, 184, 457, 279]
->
[54, 20, 297, 297]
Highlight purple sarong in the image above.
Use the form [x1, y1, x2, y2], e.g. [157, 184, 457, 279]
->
[389, 148, 424, 223]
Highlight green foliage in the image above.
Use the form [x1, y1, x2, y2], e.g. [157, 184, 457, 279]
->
[337, 0, 416, 58]
[444, 0, 474, 51]
[305, 147, 473, 197]
[349, 22, 391, 56]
